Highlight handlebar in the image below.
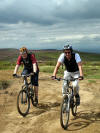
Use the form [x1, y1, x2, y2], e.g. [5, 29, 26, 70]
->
[13, 73, 34, 78]
[55, 77, 79, 81]
[22, 73, 34, 77]
[51, 76, 79, 82]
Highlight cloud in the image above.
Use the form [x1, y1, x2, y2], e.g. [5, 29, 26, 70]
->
[0, 0, 56, 25]
[0, 0, 100, 53]
[0, 0, 100, 25]
[0, 20, 100, 51]
[0, 0, 16, 10]
[54, 0, 100, 20]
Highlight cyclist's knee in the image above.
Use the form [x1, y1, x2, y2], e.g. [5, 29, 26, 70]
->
[74, 87, 79, 96]
[72, 80, 78, 88]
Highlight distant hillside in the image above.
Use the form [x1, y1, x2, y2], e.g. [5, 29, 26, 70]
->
[0, 48, 100, 62]
[0, 48, 19, 61]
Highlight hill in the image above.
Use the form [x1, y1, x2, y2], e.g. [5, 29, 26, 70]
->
[0, 48, 19, 61]
[0, 48, 100, 61]
[0, 48, 100, 79]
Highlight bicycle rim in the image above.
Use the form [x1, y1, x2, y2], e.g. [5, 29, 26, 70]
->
[17, 90, 30, 117]
[71, 97, 77, 116]
[60, 95, 70, 129]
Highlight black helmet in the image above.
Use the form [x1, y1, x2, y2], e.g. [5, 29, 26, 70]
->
[63, 45, 73, 52]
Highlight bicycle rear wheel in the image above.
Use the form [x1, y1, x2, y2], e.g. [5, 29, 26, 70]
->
[17, 89, 30, 117]
[60, 95, 70, 129]
[71, 96, 77, 116]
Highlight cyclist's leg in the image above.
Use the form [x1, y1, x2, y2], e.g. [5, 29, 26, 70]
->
[34, 86, 38, 103]
[31, 71, 39, 104]
[71, 71, 79, 95]
[71, 71, 80, 105]
[72, 80, 79, 96]
[72, 81, 80, 105]
[62, 71, 71, 96]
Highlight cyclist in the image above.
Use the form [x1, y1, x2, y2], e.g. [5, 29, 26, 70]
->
[13, 47, 39, 105]
[52, 44, 84, 106]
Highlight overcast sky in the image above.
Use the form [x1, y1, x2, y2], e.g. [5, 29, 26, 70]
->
[0, 0, 100, 53]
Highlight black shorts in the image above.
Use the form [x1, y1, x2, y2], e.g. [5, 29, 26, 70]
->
[22, 68, 39, 86]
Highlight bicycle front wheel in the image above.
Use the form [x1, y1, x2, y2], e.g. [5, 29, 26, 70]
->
[17, 89, 30, 117]
[60, 95, 70, 129]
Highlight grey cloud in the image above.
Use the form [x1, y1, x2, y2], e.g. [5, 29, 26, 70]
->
[0, 0, 100, 53]
[0, 0, 100, 25]
[72, 36, 100, 53]
[54, 0, 100, 20]
[0, 0, 56, 25]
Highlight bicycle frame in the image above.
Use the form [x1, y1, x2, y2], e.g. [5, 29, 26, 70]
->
[55, 77, 79, 129]
[64, 81, 74, 112]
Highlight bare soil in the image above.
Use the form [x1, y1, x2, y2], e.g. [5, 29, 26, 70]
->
[0, 70, 100, 133]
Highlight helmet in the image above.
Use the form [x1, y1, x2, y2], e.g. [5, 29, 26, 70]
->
[19, 47, 28, 54]
[63, 45, 73, 52]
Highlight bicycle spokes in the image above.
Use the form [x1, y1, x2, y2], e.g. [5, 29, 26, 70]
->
[21, 91, 27, 104]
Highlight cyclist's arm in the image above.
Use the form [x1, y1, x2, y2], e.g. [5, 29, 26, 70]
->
[75, 53, 83, 78]
[13, 64, 20, 74]
[53, 53, 64, 77]
[77, 62, 83, 77]
[53, 62, 62, 77]
[33, 63, 37, 73]
[13, 56, 22, 74]
[31, 54, 38, 73]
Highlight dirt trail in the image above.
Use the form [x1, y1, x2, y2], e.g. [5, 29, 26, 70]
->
[0, 70, 100, 133]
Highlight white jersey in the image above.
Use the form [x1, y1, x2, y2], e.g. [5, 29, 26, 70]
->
[58, 53, 81, 64]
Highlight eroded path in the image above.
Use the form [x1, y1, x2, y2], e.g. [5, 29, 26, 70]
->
[0, 70, 100, 133]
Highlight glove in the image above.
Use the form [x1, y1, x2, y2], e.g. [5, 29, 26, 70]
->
[13, 74, 17, 77]
[79, 76, 84, 80]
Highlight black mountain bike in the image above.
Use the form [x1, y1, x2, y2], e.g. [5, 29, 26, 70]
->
[16, 73, 36, 117]
[56, 77, 79, 129]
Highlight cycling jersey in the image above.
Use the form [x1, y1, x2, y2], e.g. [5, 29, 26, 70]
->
[17, 53, 38, 70]
[58, 53, 81, 72]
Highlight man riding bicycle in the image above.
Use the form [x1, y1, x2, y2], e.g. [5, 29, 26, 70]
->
[52, 44, 84, 105]
[13, 47, 39, 105]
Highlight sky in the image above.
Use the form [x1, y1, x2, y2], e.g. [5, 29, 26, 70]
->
[0, 0, 100, 53]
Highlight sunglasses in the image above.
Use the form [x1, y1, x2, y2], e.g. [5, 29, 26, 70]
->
[64, 52, 71, 54]
[20, 52, 27, 55]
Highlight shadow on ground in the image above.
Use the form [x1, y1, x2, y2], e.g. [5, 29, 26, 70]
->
[67, 110, 100, 131]
[29, 102, 60, 116]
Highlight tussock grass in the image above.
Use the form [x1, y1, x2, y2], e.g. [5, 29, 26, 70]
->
[0, 80, 9, 90]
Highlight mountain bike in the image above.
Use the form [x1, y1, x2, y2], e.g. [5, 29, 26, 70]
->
[15, 73, 36, 117]
[56, 77, 79, 129]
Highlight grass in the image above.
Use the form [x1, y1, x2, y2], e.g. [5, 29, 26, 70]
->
[82, 61, 100, 79]
[88, 80, 96, 83]
[0, 50, 100, 79]
[0, 61, 15, 70]
[39, 65, 64, 75]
